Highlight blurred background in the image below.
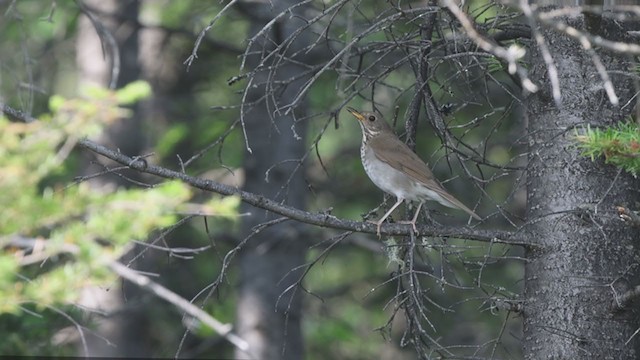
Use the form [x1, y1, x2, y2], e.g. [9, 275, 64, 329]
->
[0, 0, 528, 358]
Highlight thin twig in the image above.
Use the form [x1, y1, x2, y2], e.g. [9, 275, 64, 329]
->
[443, 0, 538, 93]
[519, 0, 562, 106]
[183, 0, 240, 71]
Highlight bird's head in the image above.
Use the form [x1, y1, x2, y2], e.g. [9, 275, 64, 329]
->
[346, 107, 392, 139]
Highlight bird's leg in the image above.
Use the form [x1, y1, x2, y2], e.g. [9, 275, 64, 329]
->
[375, 198, 404, 237]
[398, 202, 423, 234]
[410, 202, 423, 233]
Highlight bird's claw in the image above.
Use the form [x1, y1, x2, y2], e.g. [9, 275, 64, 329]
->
[398, 220, 418, 235]
[363, 219, 383, 237]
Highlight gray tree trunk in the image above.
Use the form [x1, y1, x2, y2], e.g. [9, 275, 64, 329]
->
[75, 1, 151, 357]
[235, 1, 311, 359]
[524, 15, 640, 359]
[77, 0, 145, 185]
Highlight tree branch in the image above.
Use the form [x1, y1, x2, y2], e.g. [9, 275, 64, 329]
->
[442, 0, 538, 93]
[78, 139, 529, 246]
[0, 102, 37, 122]
[3, 235, 253, 357]
[108, 261, 255, 359]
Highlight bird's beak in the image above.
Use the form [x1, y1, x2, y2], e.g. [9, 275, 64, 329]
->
[347, 107, 365, 122]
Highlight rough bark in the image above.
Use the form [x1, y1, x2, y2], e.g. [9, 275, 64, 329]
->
[235, 1, 311, 359]
[524, 15, 640, 359]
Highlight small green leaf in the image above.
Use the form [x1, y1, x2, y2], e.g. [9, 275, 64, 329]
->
[48, 95, 66, 112]
[115, 80, 152, 104]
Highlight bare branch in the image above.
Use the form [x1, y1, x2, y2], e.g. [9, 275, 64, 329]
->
[443, 0, 538, 93]
[77, 0, 120, 89]
[538, 9, 640, 55]
[183, 0, 240, 71]
[528, 5, 621, 105]
[0, 102, 37, 122]
[519, 0, 562, 106]
[108, 261, 255, 358]
[78, 138, 528, 246]
[3, 234, 252, 356]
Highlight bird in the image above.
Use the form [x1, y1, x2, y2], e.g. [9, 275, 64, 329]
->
[347, 107, 481, 236]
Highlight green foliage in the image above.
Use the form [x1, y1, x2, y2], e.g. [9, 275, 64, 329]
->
[575, 122, 640, 177]
[0, 305, 82, 357]
[156, 123, 189, 158]
[0, 83, 240, 354]
[114, 80, 153, 104]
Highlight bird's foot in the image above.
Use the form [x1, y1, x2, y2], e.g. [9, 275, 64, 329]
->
[397, 220, 418, 235]
[363, 219, 383, 237]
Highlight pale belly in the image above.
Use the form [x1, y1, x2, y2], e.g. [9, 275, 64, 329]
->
[361, 145, 455, 208]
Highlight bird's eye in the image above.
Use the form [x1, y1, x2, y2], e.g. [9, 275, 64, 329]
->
[368, 115, 376, 122]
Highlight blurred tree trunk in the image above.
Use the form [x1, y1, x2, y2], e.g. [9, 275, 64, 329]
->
[524, 15, 640, 359]
[77, 0, 145, 185]
[235, 1, 311, 359]
[75, 0, 150, 357]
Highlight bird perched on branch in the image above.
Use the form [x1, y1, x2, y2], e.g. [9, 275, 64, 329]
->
[347, 107, 480, 236]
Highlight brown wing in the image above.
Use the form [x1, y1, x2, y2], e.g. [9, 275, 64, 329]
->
[368, 134, 481, 220]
